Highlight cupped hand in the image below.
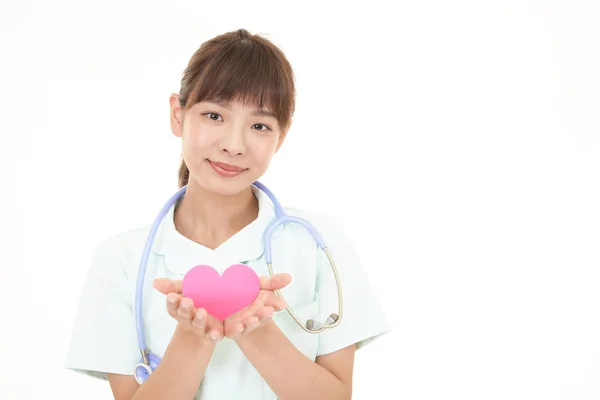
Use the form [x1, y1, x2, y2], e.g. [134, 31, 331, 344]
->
[153, 278, 224, 343]
[224, 273, 292, 340]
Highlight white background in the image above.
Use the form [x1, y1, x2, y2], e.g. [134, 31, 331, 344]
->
[1, 0, 599, 399]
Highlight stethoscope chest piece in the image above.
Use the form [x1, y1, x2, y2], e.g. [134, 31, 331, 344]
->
[134, 351, 161, 384]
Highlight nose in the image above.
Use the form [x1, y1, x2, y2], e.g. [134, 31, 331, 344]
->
[219, 124, 246, 156]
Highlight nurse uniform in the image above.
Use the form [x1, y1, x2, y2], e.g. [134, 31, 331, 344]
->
[65, 186, 390, 399]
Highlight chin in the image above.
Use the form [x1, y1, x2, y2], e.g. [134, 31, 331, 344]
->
[193, 172, 257, 197]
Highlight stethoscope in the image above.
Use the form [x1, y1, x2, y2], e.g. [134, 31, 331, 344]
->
[133, 181, 343, 384]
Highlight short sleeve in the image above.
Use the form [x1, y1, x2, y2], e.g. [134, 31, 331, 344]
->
[315, 217, 390, 356]
[64, 238, 139, 380]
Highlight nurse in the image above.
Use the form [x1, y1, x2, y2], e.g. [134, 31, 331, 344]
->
[65, 28, 389, 400]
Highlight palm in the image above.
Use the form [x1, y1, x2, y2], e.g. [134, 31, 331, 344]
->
[154, 273, 292, 340]
[153, 277, 225, 341]
[224, 273, 292, 338]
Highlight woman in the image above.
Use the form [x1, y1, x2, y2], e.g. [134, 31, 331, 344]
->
[65, 28, 389, 400]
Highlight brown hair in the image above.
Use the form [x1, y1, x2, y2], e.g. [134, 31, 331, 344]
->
[176, 29, 296, 188]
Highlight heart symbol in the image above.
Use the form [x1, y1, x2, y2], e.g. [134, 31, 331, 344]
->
[181, 264, 260, 321]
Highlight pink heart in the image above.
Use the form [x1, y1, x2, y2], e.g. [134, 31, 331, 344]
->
[181, 264, 260, 321]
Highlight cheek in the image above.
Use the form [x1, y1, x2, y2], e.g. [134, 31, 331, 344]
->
[249, 139, 278, 166]
[182, 125, 217, 153]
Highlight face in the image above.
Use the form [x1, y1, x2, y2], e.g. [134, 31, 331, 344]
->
[170, 94, 287, 196]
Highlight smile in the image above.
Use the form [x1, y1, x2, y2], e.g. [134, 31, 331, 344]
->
[207, 160, 246, 178]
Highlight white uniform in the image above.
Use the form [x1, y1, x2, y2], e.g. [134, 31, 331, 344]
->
[65, 187, 389, 399]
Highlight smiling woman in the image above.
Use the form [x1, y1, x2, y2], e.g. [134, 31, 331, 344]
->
[175, 29, 295, 192]
[64, 28, 389, 400]
[174, 98, 284, 196]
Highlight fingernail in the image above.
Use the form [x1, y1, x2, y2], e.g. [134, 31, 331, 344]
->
[209, 331, 219, 341]
[181, 300, 191, 309]
[167, 295, 177, 305]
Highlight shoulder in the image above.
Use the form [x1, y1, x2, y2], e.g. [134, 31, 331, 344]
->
[277, 206, 356, 254]
[282, 206, 348, 235]
[98, 225, 150, 252]
[90, 225, 153, 277]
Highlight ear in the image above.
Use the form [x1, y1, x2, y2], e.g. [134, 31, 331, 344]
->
[169, 93, 184, 138]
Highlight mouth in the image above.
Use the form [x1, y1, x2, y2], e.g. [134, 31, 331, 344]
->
[207, 160, 247, 178]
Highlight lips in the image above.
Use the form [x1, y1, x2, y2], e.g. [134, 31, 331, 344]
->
[210, 161, 243, 171]
[207, 160, 246, 178]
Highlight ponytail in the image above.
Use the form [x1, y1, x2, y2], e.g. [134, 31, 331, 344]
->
[178, 158, 189, 188]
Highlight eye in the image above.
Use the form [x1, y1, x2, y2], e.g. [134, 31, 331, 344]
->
[203, 112, 223, 121]
[252, 123, 272, 131]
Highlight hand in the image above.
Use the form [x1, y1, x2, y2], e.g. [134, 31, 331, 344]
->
[224, 273, 292, 340]
[153, 278, 224, 344]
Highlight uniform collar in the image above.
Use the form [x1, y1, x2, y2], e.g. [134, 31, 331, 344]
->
[151, 185, 277, 276]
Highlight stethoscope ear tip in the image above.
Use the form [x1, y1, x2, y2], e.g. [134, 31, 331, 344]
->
[306, 313, 339, 331]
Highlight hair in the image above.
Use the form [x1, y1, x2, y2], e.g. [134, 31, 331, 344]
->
[176, 29, 296, 188]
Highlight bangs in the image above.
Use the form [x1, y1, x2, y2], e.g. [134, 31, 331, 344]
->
[184, 37, 295, 129]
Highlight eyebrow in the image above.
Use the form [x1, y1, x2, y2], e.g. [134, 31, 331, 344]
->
[251, 109, 276, 118]
[209, 100, 276, 118]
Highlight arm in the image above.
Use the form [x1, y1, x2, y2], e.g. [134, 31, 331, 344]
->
[107, 325, 216, 400]
[107, 279, 225, 400]
[235, 320, 355, 400]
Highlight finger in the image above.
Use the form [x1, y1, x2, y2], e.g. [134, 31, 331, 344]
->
[166, 293, 181, 319]
[225, 319, 245, 338]
[153, 278, 183, 294]
[259, 273, 292, 291]
[206, 327, 223, 342]
[177, 297, 196, 327]
[256, 306, 274, 321]
[207, 316, 225, 336]
[206, 329, 222, 342]
[191, 308, 207, 336]
[242, 313, 260, 331]
[223, 313, 244, 338]
[206, 317, 223, 342]
[263, 292, 287, 311]
[244, 291, 269, 319]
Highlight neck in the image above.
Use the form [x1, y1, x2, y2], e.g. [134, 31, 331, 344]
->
[173, 180, 259, 249]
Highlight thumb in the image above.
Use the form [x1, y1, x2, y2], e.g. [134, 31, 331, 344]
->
[153, 278, 183, 295]
[259, 273, 292, 291]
